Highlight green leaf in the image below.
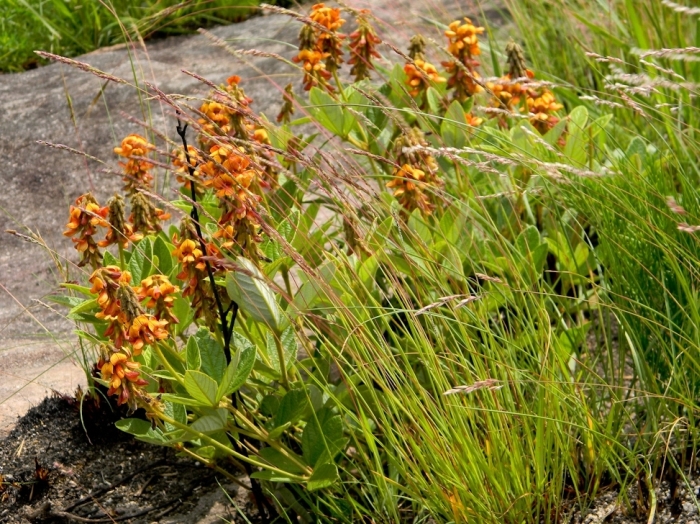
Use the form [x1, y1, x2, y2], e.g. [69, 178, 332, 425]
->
[159, 393, 210, 407]
[440, 100, 468, 149]
[515, 226, 541, 255]
[302, 407, 344, 467]
[308, 463, 339, 491]
[250, 470, 298, 483]
[184, 370, 219, 407]
[153, 236, 174, 276]
[67, 298, 98, 319]
[164, 401, 187, 432]
[266, 327, 297, 373]
[116, 418, 165, 445]
[274, 389, 310, 428]
[103, 250, 119, 267]
[259, 447, 307, 475]
[186, 335, 201, 371]
[59, 283, 93, 296]
[216, 342, 256, 400]
[226, 257, 281, 332]
[194, 328, 226, 382]
[172, 296, 194, 335]
[191, 408, 227, 434]
[309, 87, 355, 139]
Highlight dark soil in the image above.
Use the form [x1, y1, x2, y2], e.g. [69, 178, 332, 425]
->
[0, 395, 257, 524]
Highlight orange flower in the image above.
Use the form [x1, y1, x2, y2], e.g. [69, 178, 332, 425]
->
[443, 18, 485, 101]
[293, 48, 333, 91]
[173, 145, 203, 194]
[527, 89, 563, 133]
[445, 18, 485, 58]
[465, 113, 484, 127]
[309, 3, 345, 32]
[199, 101, 232, 138]
[348, 10, 381, 82]
[128, 314, 169, 353]
[309, 3, 345, 73]
[386, 164, 436, 216]
[114, 135, 155, 193]
[135, 275, 180, 324]
[99, 350, 148, 407]
[64, 193, 109, 268]
[173, 239, 206, 272]
[404, 59, 446, 97]
[89, 266, 132, 317]
[114, 134, 155, 159]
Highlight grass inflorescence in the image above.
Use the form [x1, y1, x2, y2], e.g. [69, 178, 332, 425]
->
[13, 0, 700, 522]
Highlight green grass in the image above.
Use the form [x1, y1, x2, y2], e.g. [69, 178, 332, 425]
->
[16, 0, 700, 521]
[0, 0, 264, 73]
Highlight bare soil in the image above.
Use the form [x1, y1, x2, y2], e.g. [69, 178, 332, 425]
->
[0, 396, 257, 524]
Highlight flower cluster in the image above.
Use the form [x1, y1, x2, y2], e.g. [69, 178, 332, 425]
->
[89, 265, 171, 354]
[63, 193, 108, 268]
[98, 348, 148, 407]
[486, 41, 563, 133]
[135, 275, 180, 325]
[404, 59, 446, 98]
[199, 145, 263, 259]
[348, 10, 381, 82]
[114, 134, 155, 194]
[388, 128, 443, 216]
[443, 18, 485, 101]
[172, 219, 219, 330]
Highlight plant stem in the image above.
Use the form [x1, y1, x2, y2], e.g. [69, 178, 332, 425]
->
[274, 334, 290, 390]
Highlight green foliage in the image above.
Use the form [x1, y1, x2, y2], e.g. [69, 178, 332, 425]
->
[0, 0, 263, 73]
[49, 0, 700, 521]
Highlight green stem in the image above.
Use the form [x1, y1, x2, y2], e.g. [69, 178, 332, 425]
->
[274, 334, 290, 390]
[157, 413, 307, 480]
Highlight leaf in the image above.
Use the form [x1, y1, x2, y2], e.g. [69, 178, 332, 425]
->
[153, 236, 174, 276]
[307, 463, 339, 491]
[216, 343, 256, 400]
[128, 238, 152, 285]
[194, 328, 226, 382]
[226, 257, 281, 332]
[184, 370, 219, 407]
[59, 283, 93, 296]
[302, 407, 344, 467]
[186, 335, 201, 371]
[250, 470, 298, 483]
[266, 327, 297, 373]
[116, 418, 165, 445]
[273, 389, 310, 428]
[309, 87, 355, 139]
[515, 226, 541, 255]
[164, 401, 187, 432]
[103, 250, 119, 267]
[408, 209, 433, 245]
[259, 447, 307, 475]
[440, 100, 468, 149]
[68, 298, 98, 319]
[191, 408, 227, 434]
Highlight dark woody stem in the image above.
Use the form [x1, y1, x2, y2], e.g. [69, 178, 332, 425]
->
[175, 119, 238, 362]
[175, 119, 271, 522]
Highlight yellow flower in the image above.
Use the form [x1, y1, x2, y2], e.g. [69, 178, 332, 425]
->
[172, 239, 206, 271]
[526, 89, 564, 133]
[309, 3, 345, 32]
[445, 18, 485, 58]
[404, 59, 446, 97]
[386, 164, 436, 216]
[293, 48, 332, 91]
[135, 275, 180, 324]
[64, 193, 109, 268]
[128, 314, 170, 353]
[114, 134, 155, 159]
[99, 349, 148, 407]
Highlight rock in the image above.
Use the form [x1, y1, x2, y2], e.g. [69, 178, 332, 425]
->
[0, 0, 509, 433]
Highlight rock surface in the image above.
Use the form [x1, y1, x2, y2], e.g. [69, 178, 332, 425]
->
[0, 0, 509, 432]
